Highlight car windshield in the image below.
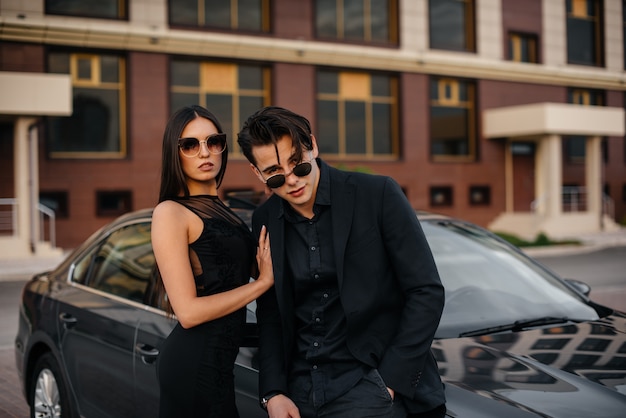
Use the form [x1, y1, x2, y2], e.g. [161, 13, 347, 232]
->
[422, 220, 600, 339]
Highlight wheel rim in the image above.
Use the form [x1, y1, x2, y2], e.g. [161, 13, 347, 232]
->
[33, 368, 61, 418]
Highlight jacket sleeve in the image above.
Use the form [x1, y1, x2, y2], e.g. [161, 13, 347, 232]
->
[252, 206, 289, 398]
[376, 177, 445, 397]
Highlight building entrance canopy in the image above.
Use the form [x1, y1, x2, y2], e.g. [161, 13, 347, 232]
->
[483, 103, 625, 240]
[0, 71, 71, 259]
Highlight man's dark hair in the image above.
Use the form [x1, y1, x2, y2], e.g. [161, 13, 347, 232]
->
[238, 106, 314, 166]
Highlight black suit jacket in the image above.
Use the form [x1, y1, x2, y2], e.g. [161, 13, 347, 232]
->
[253, 160, 445, 412]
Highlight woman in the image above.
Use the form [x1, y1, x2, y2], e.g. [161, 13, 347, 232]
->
[152, 105, 273, 417]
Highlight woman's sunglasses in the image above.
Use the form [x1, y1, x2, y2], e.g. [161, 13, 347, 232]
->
[262, 159, 313, 189]
[178, 133, 227, 158]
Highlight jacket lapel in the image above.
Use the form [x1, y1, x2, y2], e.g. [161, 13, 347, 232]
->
[329, 167, 355, 290]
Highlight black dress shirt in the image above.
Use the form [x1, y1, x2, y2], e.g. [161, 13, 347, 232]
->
[281, 160, 367, 407]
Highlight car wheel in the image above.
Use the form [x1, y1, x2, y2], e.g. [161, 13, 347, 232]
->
[30, 352, 74, 418]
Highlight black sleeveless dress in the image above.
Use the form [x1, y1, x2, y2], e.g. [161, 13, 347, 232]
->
[157, 195, 255, 418]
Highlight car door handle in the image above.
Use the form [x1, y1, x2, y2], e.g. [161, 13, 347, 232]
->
[59, 312, 78, 329]
[135, 343, 159, 364]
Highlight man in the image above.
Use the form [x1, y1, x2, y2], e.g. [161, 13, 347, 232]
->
[237, 106, 445, 418]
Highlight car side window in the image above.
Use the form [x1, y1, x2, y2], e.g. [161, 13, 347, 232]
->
[78, 222, 155, 303]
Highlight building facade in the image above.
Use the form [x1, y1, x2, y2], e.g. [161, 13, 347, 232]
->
[0, 0, 625, 255]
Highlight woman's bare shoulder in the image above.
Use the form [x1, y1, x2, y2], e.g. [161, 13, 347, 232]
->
[153, 200, 185, 222]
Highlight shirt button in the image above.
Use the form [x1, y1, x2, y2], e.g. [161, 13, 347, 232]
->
[315, 317, 321, 323]
[323, 293, 328, 298]
[313, 341, 319, 347]
[311, 246, 316, 251]
[313, 365, 318, 370]
[314, 274, 320, 280]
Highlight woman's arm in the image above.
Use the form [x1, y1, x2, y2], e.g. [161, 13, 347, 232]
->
[152, 201, 274, 329]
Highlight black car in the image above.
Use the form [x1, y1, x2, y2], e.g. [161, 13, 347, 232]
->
[15, 208, 626, 418]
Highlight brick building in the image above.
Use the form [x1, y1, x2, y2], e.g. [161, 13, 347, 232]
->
[0, 0, 624, 256]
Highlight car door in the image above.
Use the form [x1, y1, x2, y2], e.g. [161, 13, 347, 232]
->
[56, 221, 154, 417]
[132, 304, 175, 417]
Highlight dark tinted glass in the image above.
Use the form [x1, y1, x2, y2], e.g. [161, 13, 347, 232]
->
[431, 106, 469, 155]
[316, 0, 338, 38]
[170, 0, 202, 25]
[206, 93, 234, 140]
[47, 0, 125, 19]
[239, 0, 262, 30]
[171, 61, 200, 87]
[317, 100, 339, 154]
[373, 103, 392, 154]
[317, 71, 338, 94]
[371, 0, 390, 42]
[89, 223, 153, 303]
[567, 19, 597, 65]
[344, 0, 365, 40]
[429, 0, 468, 50]
[48, 88, 121, 153]
[238, 65, 263, 89]
[345, 101, 366, 154]
[100, 55, 119, 83]
[205, 0, 231, 28]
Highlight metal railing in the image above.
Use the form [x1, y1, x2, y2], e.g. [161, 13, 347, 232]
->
[39, 202, 56, 248]
[0, 198, 18, 235]
[531, 187, 614, 218]
[0, 198, 56, 248]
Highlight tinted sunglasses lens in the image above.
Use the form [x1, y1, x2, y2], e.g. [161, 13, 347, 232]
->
[293, 162, 312, 177]
[207, 134, 226, 153]
[265, 162, 312, 189]
[179, 138, 200, 156]
[265, 175, 286, 189]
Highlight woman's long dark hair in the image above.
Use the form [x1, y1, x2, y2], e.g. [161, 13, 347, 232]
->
[158, 105, 228, 202]
[153, 105, 228, 315]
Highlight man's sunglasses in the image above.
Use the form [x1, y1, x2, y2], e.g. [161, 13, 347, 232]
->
[262, 160, 313, 189]
[178, 133, 227, 158]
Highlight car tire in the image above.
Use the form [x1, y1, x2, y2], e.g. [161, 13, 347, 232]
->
[30, 352, 75, 418]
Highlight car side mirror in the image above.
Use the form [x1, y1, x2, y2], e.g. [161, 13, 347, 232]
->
[565, 279, 591, 296]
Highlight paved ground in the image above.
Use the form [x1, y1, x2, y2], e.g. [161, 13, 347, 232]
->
[0, 348, 29, 418]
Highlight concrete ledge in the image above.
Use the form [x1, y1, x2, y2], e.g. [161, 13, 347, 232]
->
[0, 71, 72, 116]
[484, 103, 625, 139]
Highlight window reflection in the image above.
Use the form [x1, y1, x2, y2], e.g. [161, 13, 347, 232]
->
[429, 0, 475, 52]
[316, 70, 397, 158]
[316, 0, 397, 44]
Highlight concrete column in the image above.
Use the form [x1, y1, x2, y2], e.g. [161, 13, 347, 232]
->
[535, 134, 562, 218]
[14, 117, 37, 254]
[585, 135, 602, 224]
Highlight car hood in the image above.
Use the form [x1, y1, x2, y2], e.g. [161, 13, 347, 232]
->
[435, 312, 626, 418]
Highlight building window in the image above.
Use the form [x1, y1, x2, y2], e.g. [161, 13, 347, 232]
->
[169, 0, 269, 32]
[46, 0, 126, 19]
[170, 60, 270, 156]
[430, 77, 476, 161]
[565, 88, 604, 162]
[566, 0, 604, 66]
[430, 186, 453, 207]
[429, 0, 475, 52]
[315, 0, 398, 44]
[316, 69, 398, 158]
[40, 191, 69, 218]
[469, 185, 491, 206]
[47, 52, 126, 158]
[508, 32, 538, 63]
[568, 88, 604, 106]
[96, 190, 132, 217]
